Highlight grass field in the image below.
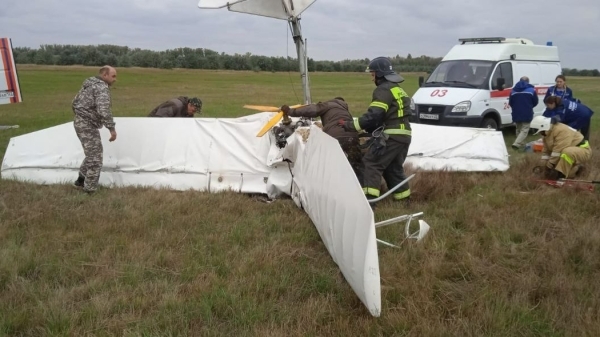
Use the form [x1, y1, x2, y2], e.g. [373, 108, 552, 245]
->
[1, 65, 599, 336]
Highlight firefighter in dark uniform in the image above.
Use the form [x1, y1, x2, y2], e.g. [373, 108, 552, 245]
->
[339, 57, 413, 205]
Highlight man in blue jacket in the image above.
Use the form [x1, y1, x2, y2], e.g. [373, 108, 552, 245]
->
[542, 96, 594, 141]
[508, 76, 539, 149]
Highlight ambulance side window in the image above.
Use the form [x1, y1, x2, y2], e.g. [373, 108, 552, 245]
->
[491, 62, 514, 90]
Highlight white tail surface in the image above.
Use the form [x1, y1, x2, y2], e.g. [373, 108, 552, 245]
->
[198, 0, 317, 20]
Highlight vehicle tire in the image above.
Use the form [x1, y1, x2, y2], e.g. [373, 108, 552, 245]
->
[481, 117, 498, 130]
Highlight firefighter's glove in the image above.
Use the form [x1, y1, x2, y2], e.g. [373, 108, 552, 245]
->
[338, 119, 355, 132]
[546, 161, 555, 169]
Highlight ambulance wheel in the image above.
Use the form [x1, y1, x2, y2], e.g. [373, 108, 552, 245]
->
[481, 117, 498, 130]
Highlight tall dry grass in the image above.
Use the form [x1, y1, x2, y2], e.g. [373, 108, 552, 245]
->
[1, 66, 599, 336]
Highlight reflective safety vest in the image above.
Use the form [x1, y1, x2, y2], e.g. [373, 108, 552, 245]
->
[353, 82, 413, 136]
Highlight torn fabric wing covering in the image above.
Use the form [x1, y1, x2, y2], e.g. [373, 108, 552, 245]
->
[281, 125, 381, 316]
[1, 114, 275, 193]
[406, 123, 509, 172]
[1, 113, 509, 317]
[197, 0, 317, 20]
[1, 113, 509, 190]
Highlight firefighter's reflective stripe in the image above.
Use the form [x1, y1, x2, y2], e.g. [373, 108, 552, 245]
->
[551, 152, 561, 157]
[385, 86, 411, 135]
[390, 87, 409, 118]
[353, 119, 362, 132]
[384, 128, 412, 136]
[579, 140, 590, 149]
[560, 153, 574, 165]
[362, 187, 380, 197]
[393, 189, 411, 200]
[541, 155, 550, 160]
[370, 101, 389, 111]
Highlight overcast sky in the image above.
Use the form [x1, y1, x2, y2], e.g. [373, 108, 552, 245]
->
[1, 0, 599, 69]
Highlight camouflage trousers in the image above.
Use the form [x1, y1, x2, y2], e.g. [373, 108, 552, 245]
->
[74, 117, 103, 192]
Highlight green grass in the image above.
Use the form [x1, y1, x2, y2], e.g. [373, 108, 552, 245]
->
[1, 65, 599, 336]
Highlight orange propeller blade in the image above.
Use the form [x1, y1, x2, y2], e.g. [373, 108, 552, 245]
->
[251, 104, 308, 137]
[244, 104, 306, 112]
[244, 105, 281, 112]
[256, 111, 283, 137]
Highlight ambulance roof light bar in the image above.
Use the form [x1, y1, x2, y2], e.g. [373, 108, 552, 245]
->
[459, 37, 506, 44]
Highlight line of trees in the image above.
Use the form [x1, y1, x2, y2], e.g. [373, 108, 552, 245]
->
[11, 44, 600, 76]
[10, 44, 441, 73]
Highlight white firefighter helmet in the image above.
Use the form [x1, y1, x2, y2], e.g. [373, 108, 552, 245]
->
[531, 116, 552, 135]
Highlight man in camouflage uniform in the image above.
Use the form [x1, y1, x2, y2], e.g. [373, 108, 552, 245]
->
[147, 96, 202, 117]
[280, 97, 362, 178]
[72, 65, 118, 194]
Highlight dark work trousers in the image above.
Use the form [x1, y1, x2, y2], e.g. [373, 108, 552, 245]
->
[337, 136, 363, 182]
[360, 136, 411, 200]
[580, 124, 590, 141]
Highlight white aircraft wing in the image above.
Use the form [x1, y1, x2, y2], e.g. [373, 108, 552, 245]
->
[198, 0, 316, 20]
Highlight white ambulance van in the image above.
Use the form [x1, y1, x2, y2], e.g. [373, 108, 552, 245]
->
[412, 37, 562, 130]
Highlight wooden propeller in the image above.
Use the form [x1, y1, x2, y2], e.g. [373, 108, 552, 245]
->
[256, 111, 285, 137]
[245, 104, 306, 137]
[243, 105, 282, 112]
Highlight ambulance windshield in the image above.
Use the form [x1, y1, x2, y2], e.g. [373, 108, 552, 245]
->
[424, 60, 495, 89]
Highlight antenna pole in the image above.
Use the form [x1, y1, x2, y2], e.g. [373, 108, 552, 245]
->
[289, 17, 311, 105]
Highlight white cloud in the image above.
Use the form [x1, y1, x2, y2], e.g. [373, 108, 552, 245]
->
[1, 0, 598, 69]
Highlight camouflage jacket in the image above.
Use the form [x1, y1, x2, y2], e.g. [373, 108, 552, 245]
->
[148, 97, 191, 118]
[72, 76, 115, 130]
